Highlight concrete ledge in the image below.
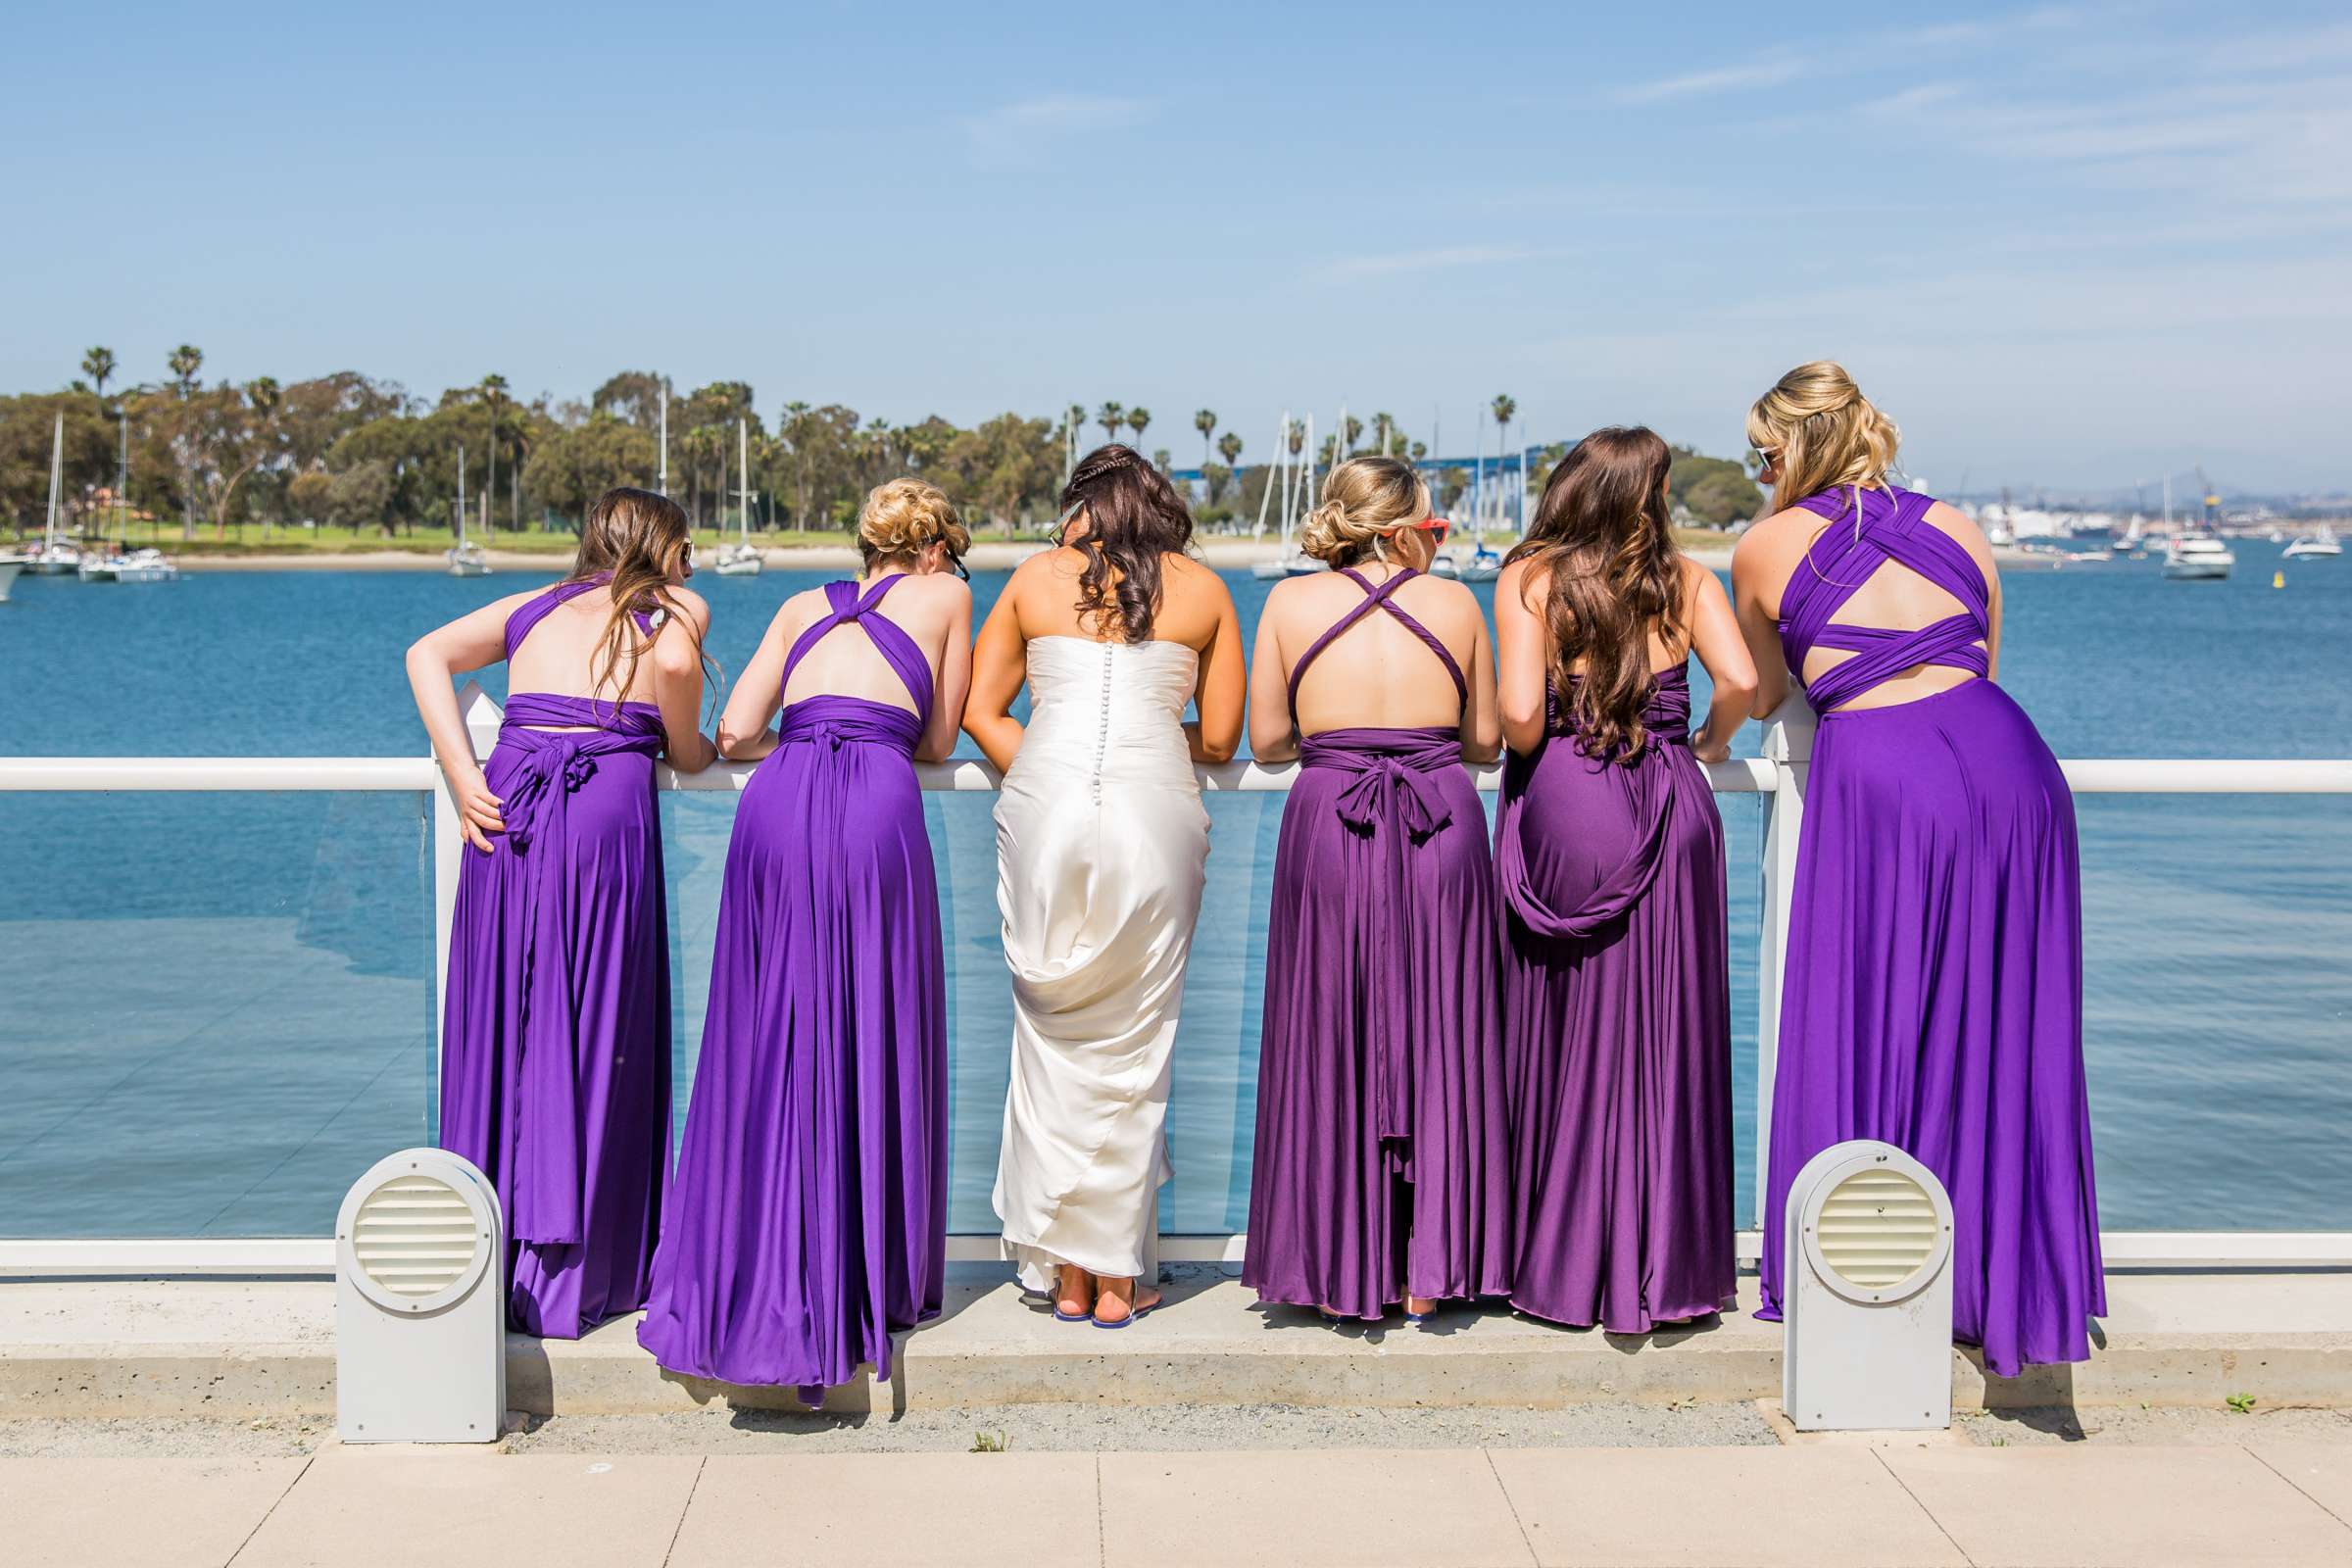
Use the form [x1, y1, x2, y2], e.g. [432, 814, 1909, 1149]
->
[4, 1269, 2347, 1420]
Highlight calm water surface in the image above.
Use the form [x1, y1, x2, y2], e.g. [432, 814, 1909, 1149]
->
[1, 551, 2345, 1238]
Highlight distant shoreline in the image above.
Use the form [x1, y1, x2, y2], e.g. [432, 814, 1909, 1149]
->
[142, 535, 2078, 574]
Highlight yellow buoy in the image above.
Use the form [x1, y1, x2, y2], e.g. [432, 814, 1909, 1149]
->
[2274, 570, 2286, 589]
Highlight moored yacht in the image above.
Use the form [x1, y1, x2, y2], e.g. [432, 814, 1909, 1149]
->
[2162, 536, 2234, 580]
[0, 558, 21, 601]
[2281, 526, 2341, 561]
[81, 547, 178, 583]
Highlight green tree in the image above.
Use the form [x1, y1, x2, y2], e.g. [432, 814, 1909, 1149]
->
[1194, 408, 1216, 469]
[1128, 407, 1152, 450]
[1097, 401, 1123, 446]
[591, 370, 668, 429]
[1216, 430, 1243, 471]
[81, 347, 116, 405]
[168, 345, 203, 398]
[1342, 414, 1363, 454]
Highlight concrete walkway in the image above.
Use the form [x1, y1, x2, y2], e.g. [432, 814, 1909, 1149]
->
[6, 1440, 2349, 1566]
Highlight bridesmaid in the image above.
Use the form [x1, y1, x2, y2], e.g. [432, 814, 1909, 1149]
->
[1732, 362, 2101, 1376]
[1243, 457, 1512, 1324]
[1494, 427, 1753, 1333]
[407, 487, 717, 1338]
[638, 478, 971, 1403]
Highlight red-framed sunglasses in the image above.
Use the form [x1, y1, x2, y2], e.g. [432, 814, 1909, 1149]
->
[1409, 515, 1451, 547]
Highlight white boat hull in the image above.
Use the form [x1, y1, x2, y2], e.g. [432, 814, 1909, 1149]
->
[1250, 560, 1292, 580]
[2281, 541, 2341, 561]
[2162, 560, 2232, 580]
[0, 561, 20, 601]
[712, 553, 763, 577]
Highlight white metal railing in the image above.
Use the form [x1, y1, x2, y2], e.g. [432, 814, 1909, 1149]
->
[3, 683, 2349, 1278]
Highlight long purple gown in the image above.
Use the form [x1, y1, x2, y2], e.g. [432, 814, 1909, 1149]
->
[638, 575, 947, 1403]
[439, 575, 671, 1339]
[1497, 664, 1735, 1332]
[1243, 567, 1513, 1319]
[1758, 485, 2103, 1378]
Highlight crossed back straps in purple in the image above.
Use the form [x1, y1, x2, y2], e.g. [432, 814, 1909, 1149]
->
[1778, 486, 1990, 712]
[1285, 566, 1468, 715]
[502, 572, 660, 661]
[499, 574, 665, 742]
[768, 576, 934, 755]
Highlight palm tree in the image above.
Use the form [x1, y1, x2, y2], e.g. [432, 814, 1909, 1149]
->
[1371, 412, 1396, 456]
[1097, 402, 1124, 445]
[81, 347, 116, 404]
[1194, 408, 1217, 470]
[1491, 393, 1517, 525]
[1408, 440, 1427, 464]
[1127, 407, 1152, 451]
[1216, 430, 1243, 469]
[1343, 415, 1364, 455]
[480, 374, 509, 538]
[168, 344, 203, 399]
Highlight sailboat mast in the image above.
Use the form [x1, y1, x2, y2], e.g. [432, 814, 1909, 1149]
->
[658, 385, 669, 497]
[1256, 411, 1286, 540]
[116, 408, 129, 547]
[738, 416, 752, 546]
[45, 412, 64, 549]
[456, 446, 467, 545]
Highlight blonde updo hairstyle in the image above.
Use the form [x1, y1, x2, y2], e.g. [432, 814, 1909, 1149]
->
[1745, 361, 1902, 514]
[858, 477, 970, 571]
[1299, 456, 1433, 567]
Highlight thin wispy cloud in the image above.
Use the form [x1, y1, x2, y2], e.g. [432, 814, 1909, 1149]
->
[1613, 57, 1802, 104]
[960, 94, 1152, 170]
[1860, 82, 1965, 117]
[1319, 245, 1537, 280]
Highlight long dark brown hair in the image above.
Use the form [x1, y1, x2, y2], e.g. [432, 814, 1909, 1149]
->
[570, 486, 717, 703]
[1057, 444, 1195, 642]
[1504, 426, 1683, 763]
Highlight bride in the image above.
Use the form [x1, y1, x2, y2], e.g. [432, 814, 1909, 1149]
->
[964, 444, 1245, 1327]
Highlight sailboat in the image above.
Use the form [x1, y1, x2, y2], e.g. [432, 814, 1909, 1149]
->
[712, 416, 763, 576]
[1455, 411, 1501, 583]
[446, 446, 489, 576]
[23, 414, 82, 574]
[1252, 411, 1325, 578]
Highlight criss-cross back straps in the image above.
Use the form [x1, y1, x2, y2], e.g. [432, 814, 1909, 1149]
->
[1778, 487, 1991, 712]
[502, 572, 659, 661]
[778, 574, 933, 720]
[1286, 567, 1469, 714]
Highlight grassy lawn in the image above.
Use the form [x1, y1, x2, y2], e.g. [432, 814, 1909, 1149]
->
[14, 521, 867, 556]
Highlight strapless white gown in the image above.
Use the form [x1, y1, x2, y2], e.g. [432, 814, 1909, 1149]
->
[993, 635, 1209, 1289]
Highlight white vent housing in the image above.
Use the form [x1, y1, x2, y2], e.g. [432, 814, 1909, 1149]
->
[1782, 1139, 1954, 1432]
[334, 1149, 505, 1444]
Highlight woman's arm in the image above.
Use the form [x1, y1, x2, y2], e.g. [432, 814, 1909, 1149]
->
[1187, 577, 1245, 764]
[1684, 562, 1758, 764]
[1494, 559, 1550, 757]
[716, 599, 799, 763]
[917, 580, 975, 764]
[1246, 587, 1298, 763]
[405, 595, 527, 853]
[963, 573, 1031, 774]
[652, 591, 718, 772]
[1459, 603, 1503, 764]
[1730, 526, 1795, 719]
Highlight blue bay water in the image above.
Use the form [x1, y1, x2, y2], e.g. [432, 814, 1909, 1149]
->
[0, 552, 2345, 1239]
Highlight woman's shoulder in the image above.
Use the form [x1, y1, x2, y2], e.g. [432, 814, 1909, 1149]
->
[661, 583, 710, 627]
[1161, 550, 1233, 602]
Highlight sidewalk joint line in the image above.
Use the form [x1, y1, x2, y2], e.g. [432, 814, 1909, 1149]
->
[222, 1447, 316, 1567]
[1481, 1446, 1541, 1568]
[2243, 1441, 2352, 1535]
[1870, 1447, 1978, 1567]
[661, 1454, 708, 1568]
[1094, 1451, 1106, 1568]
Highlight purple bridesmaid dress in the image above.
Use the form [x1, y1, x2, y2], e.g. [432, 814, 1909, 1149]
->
[439, 575, 672, 1339]
[1497, 664, 1736, 1332]
[1757, 485, 2103, 1378]
[638, 575, 947, 1404]
[1243, 568, 1514, 1319]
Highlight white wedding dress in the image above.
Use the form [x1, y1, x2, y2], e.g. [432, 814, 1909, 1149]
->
[993, 635, 1209, 1290]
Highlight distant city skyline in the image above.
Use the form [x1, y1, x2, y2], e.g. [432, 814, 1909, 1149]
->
[11, 2, 2350, 493]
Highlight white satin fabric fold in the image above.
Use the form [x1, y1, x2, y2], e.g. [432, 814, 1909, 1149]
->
[992, 636, 1209, 1288]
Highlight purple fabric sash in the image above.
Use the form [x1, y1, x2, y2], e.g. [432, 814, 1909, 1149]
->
[1298, 724, 1466, 1150]
[488, 690, 663, 1248]
[1496, 669, 1693, 939]
[1778, 486, 1989, 712]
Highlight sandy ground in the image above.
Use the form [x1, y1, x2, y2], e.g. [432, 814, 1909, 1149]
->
[3, 1402, 2343, 1459]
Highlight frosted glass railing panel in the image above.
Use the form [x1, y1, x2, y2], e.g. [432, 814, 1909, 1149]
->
[0, 792, 434, 1237]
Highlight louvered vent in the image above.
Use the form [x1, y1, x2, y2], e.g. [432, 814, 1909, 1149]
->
[350, 1175, 480, 1298]
[1813, 1166, 1939, 1291]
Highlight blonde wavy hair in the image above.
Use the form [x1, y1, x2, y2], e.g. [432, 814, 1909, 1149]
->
[1299, 456, 1432, 566]
[858, 477, 970, 570]
[1745, 361, 1902, 513]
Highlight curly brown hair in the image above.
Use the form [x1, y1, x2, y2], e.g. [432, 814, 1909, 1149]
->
[1057, 444, 1195, 642]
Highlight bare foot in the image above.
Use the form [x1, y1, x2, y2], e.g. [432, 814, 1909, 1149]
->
[1405, 1296, 1439, 1317]
[1094, 1276, 1161, 1324]
[1054, 1264, 1094, 1319]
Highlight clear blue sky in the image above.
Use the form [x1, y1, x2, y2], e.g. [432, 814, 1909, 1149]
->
[13, 2, 2350, 493]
